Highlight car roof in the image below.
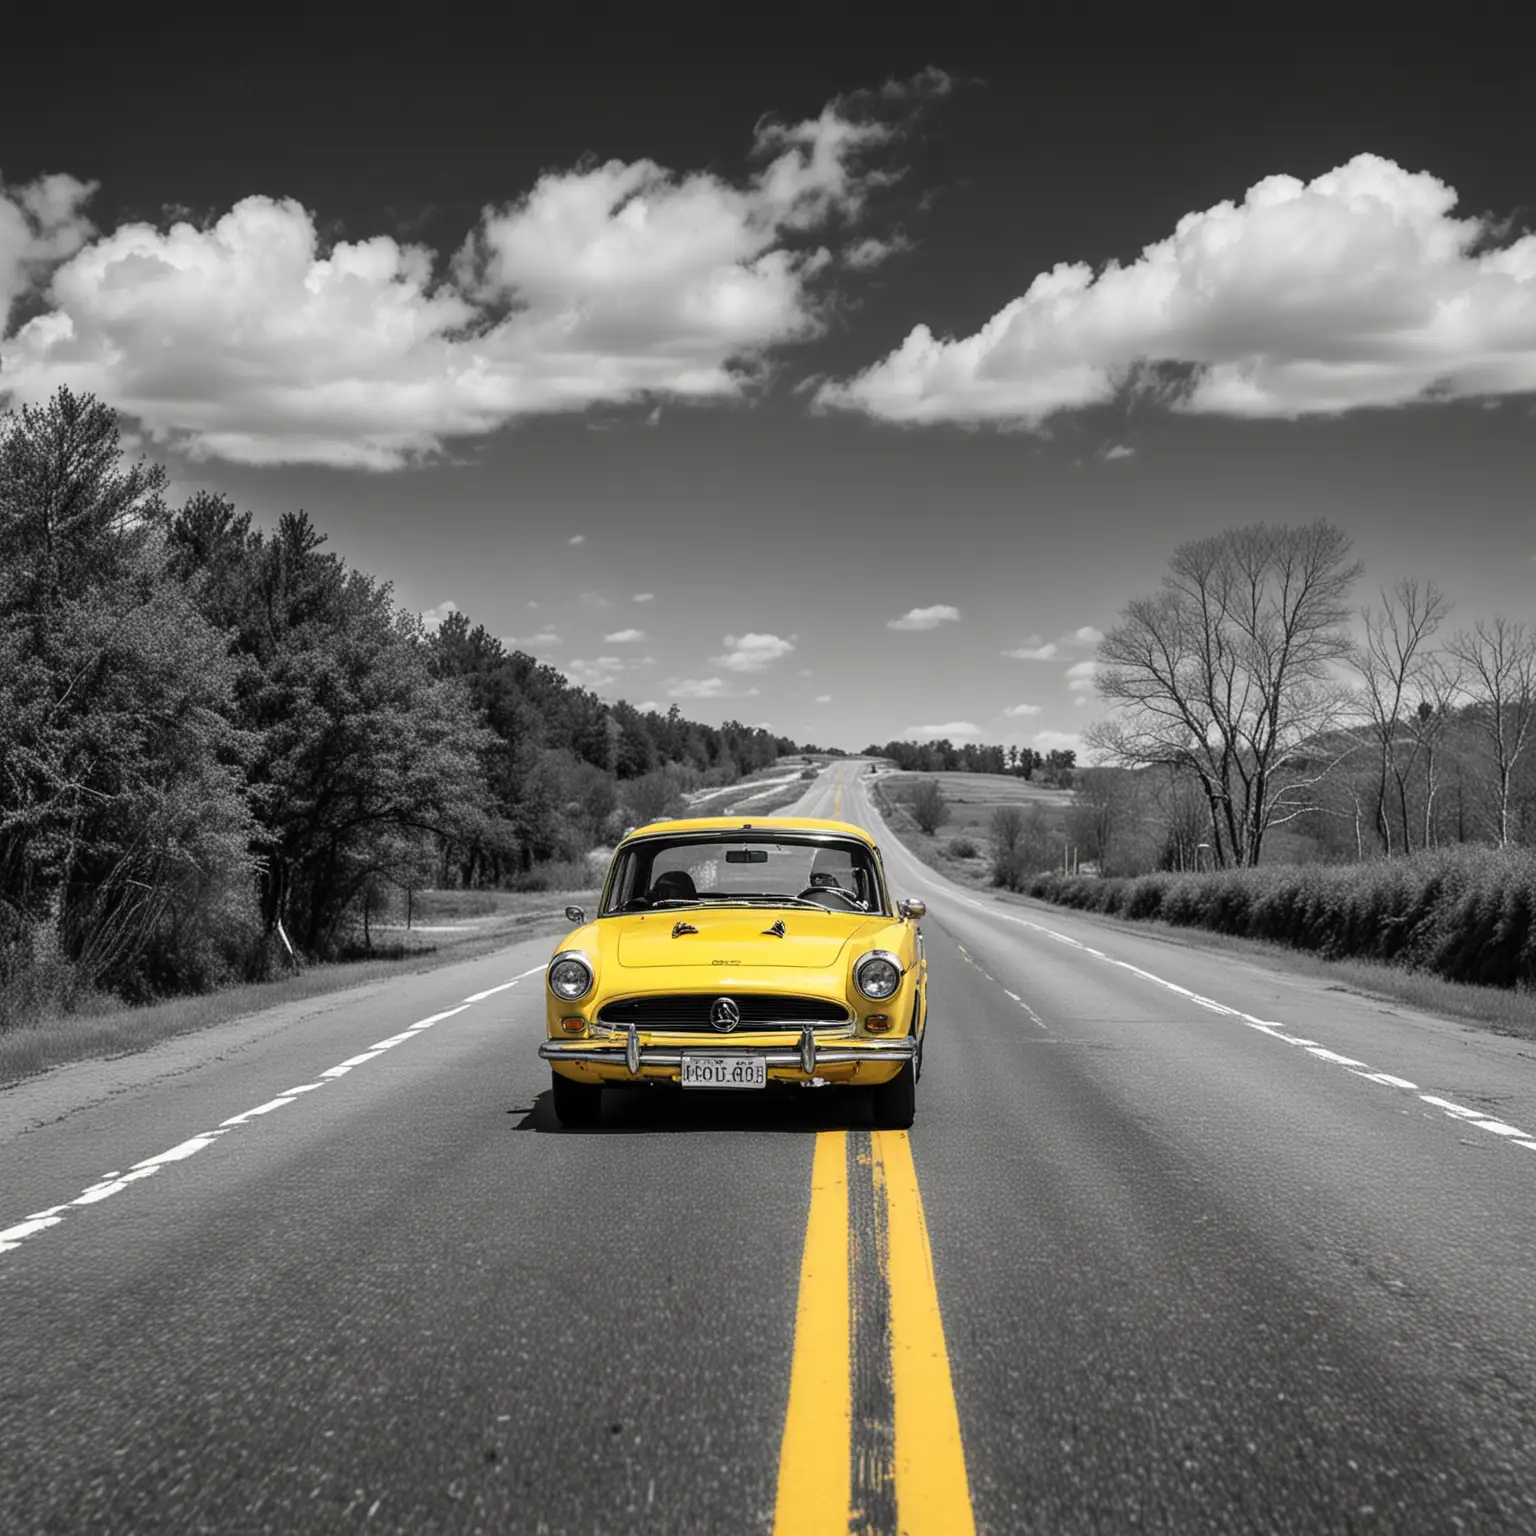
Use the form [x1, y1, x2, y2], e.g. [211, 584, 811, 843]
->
[617, 816, 878, 848]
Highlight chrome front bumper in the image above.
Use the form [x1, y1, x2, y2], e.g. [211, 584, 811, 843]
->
[539, 1023, 915, 1077]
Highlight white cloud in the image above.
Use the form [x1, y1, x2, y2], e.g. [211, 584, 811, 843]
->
[816, 153, 1536, 426]
[632, 592, 654, 603]
[0, 78, 948, 469]
[906, 721, 981, 740]
[1003, 702, 1042, 716]
[845, 234, 912, 270]
[1065, 626, 1104, 646]
[568, 533, 587, 545]
[713, 632, 795, 671]
[578, 590, 611, 609]
[666, 677, 761, 700]
[564, 657, 625, 689]
[888, 604, 959, 631]
[1103, 444, 1136, 460]
[420, 599, 459, 632]
[0, 173, 97, 331]
[815, 693, 832, 703]
[1033, 730, 1082, 753]
[1005, 641, 1058, 660]
[605, 628, 646, 643]
[635, 700, 659, 712]
[1066, 659, 1099, 693]
[505, 630, 562, 649]
[798, 668, 814, 677]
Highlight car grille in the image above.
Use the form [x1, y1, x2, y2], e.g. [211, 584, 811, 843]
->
[597, 994, 851, 1032]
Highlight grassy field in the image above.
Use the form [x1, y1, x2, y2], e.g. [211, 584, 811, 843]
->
[872, 770, 1074, 884]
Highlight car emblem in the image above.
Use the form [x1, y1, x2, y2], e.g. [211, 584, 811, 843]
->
[763, 920, 786, 937]
[710, 997, 741, 1033]
[672, 921, 698, 937]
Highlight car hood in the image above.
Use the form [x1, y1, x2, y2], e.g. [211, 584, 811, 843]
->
[610, 909, 890, 970]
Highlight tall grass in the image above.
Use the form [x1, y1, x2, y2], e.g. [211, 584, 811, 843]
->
[1025, 845, 1536, 991]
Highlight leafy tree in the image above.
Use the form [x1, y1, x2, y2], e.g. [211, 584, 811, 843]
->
[908, 779, 949, 835]
[1, 391, 257, 997]
[169, 500, 492, 955]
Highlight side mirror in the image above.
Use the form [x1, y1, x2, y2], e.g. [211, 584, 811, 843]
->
[564, 905, 586, 925]
[899, 899, 926, 920]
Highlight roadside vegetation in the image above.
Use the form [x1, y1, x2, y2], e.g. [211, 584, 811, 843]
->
[0, 388, 833, 1056]
[869, 520, 1536, 1037]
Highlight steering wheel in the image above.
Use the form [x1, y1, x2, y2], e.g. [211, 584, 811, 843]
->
[796, 885, 865, 910]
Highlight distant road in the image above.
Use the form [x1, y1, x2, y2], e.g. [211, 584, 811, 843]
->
[3, 759, 1535, 1532]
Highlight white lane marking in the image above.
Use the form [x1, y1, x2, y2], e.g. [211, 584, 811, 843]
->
[1352, 1071, 1420, 1090]
[862, 789, 1536, 1162]
[1306, 1047, 1369, 1067]
[0, 965, 544, 1258]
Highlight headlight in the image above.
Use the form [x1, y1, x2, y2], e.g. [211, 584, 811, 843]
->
[548, 951, 594, 1000]
[854, 949, 903, 1001]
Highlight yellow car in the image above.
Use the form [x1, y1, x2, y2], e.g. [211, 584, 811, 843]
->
[538, 816, 928, 1128]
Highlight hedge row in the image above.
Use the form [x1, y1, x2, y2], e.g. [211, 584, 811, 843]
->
[1024, 846, 1536, 991]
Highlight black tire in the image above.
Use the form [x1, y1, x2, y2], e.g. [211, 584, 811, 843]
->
[551, 1070, 603, 1127]
[870, 1061, 916, 1130]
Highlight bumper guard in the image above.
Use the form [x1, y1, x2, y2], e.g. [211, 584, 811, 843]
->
[539, 1022, 915, 1077]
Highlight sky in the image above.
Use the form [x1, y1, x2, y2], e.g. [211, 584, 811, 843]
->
[3, 13, 1532, 757]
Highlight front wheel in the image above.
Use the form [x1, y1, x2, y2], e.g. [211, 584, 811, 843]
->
[551, 1070, 603, 1128]
[869, 1062, 916, 1130]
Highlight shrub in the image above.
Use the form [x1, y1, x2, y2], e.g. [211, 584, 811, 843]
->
[947, 836, 979, 859]
[908, 780, 949, 836]
[1020, 846, 1536, 992]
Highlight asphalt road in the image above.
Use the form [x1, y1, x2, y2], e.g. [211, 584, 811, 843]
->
[3, 760, 1536, 1533]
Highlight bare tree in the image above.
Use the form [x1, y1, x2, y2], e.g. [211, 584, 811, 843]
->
[1405, 654, 1465, 850]
[1349, 578, 1450, 855]
[1445, 618, 1536, 847]
[1089, 521, 1362, 867]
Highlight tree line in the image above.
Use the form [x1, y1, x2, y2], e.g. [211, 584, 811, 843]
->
[0, 389, 799, 1018]
[863, 739, 1077, 785]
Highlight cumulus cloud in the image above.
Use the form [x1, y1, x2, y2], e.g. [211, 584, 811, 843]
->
[815, 693, 832, 703]
[568, 533, 587, 545]
[1102, 444, 1136, 460]
[420, 599, 459, 632]
[632, 592, 654, 603]
[816, 153, 1536, 426]
[888, 604, 959, 631]
[505, 630, 562, 649]
[906, 721, 980, 740]
[1003, 702, 1042, 716]
[1005, 637, 1058, 660]
[0, 76, 948, 468]
[605, 628, 646, 643]
[0, 172, 97, 331]
[667, 677, 761, 700]
[713, 632, 795, 671]
[1065, 626, 1105, 646]
[1066, 660, 1099, 692]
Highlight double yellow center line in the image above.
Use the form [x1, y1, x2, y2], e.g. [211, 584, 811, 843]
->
[773, 1130, 975, 1535]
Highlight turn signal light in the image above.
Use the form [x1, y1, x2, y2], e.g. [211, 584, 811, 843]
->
[864, 1014, 892, 1034]
[559, 1016, 587, 1034]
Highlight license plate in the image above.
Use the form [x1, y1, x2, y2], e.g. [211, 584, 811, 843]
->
[681, 1055, 767, 1089]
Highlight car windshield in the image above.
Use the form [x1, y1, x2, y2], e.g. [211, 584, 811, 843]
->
[601, 834, 886, 916]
